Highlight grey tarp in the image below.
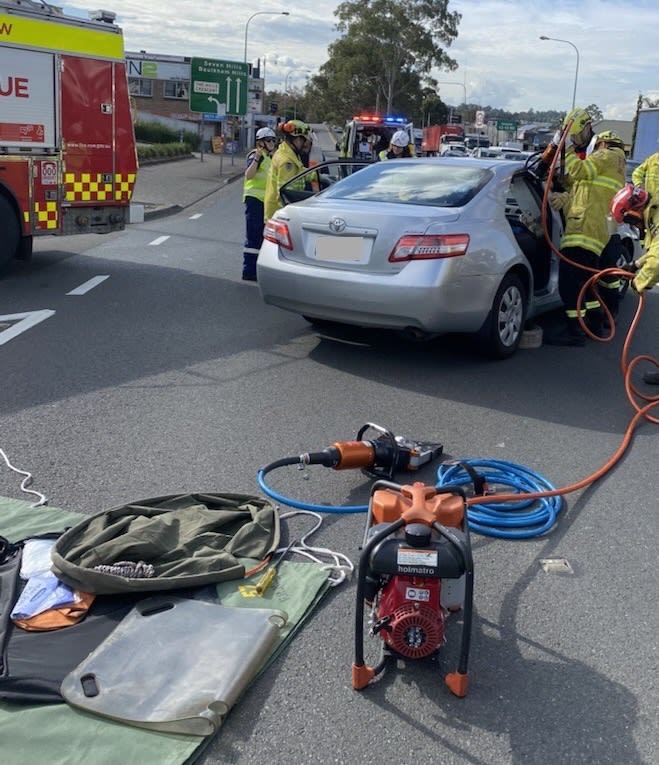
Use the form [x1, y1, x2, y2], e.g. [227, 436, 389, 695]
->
[51, 493, 280, 594]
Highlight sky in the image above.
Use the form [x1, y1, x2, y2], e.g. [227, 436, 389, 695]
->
[64, 0, 659, 120]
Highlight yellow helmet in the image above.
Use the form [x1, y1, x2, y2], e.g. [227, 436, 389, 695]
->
[562, 107, 592, 133]
[597, 130, 625, 150]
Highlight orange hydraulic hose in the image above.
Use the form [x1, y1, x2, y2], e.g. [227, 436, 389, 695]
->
[469, 128, 658, 509]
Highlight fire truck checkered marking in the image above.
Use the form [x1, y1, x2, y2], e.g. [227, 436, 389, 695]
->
[65, 173, 113, 202]
[34, 201, 57, 229]
[114, 172, 136, 201]
[63, 172, 135, 202]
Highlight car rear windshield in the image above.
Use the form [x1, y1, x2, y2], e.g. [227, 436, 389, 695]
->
[321, 161, 492, 207]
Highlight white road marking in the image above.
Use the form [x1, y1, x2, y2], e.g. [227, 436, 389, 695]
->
[149, 235, 170, 246]
[66, 275, 110, 295]
[189, 213, 203, 220]
[0, 310, 56, 346]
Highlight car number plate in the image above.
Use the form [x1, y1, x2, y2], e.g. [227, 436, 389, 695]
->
[313, 235, 369, 264]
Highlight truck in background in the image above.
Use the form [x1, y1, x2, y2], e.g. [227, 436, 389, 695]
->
[464, 133, 491, 152]
[632, 107, 659, 162]
[338, 114, 415, 160]
[0, 0, 138, 272]
[420, 124, 464, 156]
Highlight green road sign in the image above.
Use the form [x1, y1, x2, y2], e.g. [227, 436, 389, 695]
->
[190, 58, 248, 116]
[497, 120, 518, 132]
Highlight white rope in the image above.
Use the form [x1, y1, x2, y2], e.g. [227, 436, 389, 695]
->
[279, 510, 354, 587]
[0, 448, 48, 507]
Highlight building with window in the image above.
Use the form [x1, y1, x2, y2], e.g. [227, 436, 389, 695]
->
[125, 51, 273, 151]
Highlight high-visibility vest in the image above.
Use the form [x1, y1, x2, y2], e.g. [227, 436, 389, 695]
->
[264, 142, 304, 220]
[243, 152, 271, 202]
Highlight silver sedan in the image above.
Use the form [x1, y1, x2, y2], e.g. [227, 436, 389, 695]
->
[258, 158, 566, 358]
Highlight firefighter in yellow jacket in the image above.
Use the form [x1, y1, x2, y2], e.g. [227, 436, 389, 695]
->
[242, 127, 277, 281]
[631, 151, 659, 384]
[631, 152, 659, 291]
[263, 120, 311, 221]
[547, 110, 626, 345]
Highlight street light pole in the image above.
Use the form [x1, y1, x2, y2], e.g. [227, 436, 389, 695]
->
[244, 11, 290, 64]
[242, 11, 290, 151]
[436, 80, 467, 108]
[284, 69, 311, 120]
[539, 36, 580, 109]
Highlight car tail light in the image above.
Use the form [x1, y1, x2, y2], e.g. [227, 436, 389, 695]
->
[388, 234, 470, 262]
[263, 219, 293, 250]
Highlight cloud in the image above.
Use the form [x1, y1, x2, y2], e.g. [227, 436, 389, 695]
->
[64, 0, 659, 118]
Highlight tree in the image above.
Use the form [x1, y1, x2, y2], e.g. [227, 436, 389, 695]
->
[311, 0, 460, 120]
[584, 103, 603, 122]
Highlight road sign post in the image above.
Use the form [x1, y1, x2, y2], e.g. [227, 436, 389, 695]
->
[189, 58, 248, 117]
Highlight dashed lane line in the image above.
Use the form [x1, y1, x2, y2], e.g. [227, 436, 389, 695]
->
[149, 235, 170, 246]
[67, 275, 110, 295]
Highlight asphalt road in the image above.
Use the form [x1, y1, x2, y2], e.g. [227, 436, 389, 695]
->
[1, 168, 657, 765]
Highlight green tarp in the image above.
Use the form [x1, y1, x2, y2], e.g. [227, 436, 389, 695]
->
[0, 496, 331, 765]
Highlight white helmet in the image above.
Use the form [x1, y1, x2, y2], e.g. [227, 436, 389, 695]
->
[256, 127, 276, 140]
[391, 130, 409, 148]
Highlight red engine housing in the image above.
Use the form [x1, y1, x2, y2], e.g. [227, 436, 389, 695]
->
[376, 576, 444, 659]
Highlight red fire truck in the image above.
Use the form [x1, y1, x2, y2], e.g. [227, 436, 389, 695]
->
[0, 0, 138, 271]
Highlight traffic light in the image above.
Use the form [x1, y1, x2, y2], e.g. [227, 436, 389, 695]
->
[269, 101, 278, 115]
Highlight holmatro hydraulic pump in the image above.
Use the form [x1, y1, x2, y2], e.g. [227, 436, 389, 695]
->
[352, 480, 474, 697]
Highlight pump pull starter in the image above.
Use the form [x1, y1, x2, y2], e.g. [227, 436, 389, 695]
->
[300, 423, 444, 480]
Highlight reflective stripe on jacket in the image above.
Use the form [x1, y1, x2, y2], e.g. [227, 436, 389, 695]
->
[243, 151, 271, 202]
[560, 146, 626, 256]
[632, 153, 659, 290]
[631, 152, 659, 242]
[264, 141, 304, 221]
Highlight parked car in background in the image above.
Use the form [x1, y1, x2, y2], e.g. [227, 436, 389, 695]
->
[258, 158, 567, 358]
[469, 146, 534, 161]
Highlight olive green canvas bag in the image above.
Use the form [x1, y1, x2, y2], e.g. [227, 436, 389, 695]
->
[51, 493, 280, 594]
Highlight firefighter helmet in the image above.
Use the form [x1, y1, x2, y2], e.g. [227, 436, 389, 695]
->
[256, 127, 276, 140]
[391, 130, 409, 148]
[596, 130, 625, 150]
[610, 183, 650, 224]
[562, 107, 592, 133]
[281, 120, 311, 138]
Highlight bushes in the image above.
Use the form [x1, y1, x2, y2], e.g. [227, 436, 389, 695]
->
[134, 119, 200, 162]
[134, 120, 200, 150]
[137, 142, 193, 163]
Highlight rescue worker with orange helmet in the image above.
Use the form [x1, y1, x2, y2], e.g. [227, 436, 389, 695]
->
[546, 110, 626, 345]
[242, 126, 277, 281]
[379, 129, 413, 160]
[264, 120, 311, 221]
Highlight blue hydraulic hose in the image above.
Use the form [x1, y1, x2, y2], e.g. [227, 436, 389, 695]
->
[437, 458, 563, 539]
[257, 467, 368, 514]
[257, 456, 563, 536]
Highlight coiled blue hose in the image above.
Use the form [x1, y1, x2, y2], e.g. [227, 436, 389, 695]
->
[436, 458, 563, 539]
[257, 457, 563, 538]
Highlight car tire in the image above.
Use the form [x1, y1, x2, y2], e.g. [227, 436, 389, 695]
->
[0, 194, 21, 274]
[478, 272, 527, 359]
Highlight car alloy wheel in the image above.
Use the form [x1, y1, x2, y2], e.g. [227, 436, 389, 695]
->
[479, 272, 527, 359]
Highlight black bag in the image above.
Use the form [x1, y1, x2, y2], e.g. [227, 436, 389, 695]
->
[0, 533, 145, 703]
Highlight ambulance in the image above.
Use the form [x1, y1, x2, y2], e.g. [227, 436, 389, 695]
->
[338, 114, 415, 160]
[0, 0, 138, 271]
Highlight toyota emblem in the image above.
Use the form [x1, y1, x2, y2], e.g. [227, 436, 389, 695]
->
[329, 217, 346, 233]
